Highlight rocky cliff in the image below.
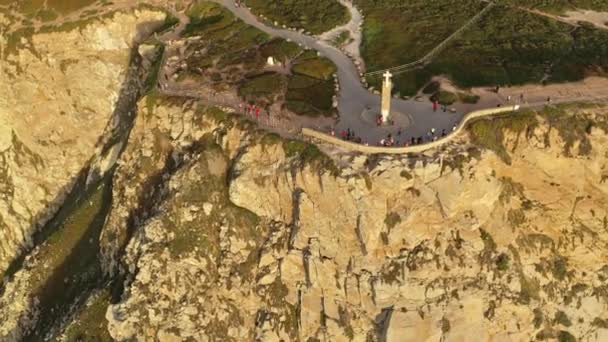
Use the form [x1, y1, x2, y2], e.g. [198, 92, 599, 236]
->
[0, 8, 167, 340]
[0, 7, 167, 278]
[100, 95, 608, 341]
[2, 4, 608, 341]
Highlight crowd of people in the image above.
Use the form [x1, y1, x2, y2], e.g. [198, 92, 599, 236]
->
[330, 124, 458, 148]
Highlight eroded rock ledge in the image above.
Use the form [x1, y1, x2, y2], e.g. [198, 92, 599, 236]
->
[102, 95, 608, 341]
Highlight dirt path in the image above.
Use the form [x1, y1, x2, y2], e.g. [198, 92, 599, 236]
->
[319, 0, 365, 71]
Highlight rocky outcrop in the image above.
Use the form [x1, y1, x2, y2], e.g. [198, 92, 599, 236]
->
[0, 9, 167, 341]
[104, 97, 608, 341]
[0, 8, 166, 277]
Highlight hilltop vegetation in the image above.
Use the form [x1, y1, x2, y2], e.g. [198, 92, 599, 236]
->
[357, 0, 608, 96]
[243, 0, 350, 34]
[501, 0, 608, 13]
[179, 2, 338, 117]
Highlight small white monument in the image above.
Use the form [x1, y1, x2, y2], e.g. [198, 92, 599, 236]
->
[381, 71, 393, 123]
[266, 56, 276, 66]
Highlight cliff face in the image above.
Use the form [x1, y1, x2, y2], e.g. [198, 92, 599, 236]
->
[104, 96, 608, 341]
[0, 9, 166, 340]
[0, 9, 166, 277]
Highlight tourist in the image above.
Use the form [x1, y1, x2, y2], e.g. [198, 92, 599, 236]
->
[411, 137, 416, 145]
[431, 128, 436, 135]
[452, 124, 457, 131]
[417, 136, 423, 144]
[433, 100, 438, 112]
[547, 96, 552, 104]
[330, 128, 335, 136]
[397, 128, 402, 136]
[341, 130, 347, 140]
[255, 108, 261, 120]
[495, 85, 500, 93]
[520, 93, 524, 103]
[507, 95, 512, 102]
[441, 129, 446, 137]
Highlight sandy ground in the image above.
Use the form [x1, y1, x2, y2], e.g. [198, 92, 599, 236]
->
[564, 10, 608, 29]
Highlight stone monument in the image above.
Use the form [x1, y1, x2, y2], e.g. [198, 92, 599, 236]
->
[381, 71, 393, 123]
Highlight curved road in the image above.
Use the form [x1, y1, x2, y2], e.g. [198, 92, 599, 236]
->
[211, 0, 463, 143]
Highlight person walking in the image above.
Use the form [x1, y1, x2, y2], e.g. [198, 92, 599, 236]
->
[433, 100, 438, 112]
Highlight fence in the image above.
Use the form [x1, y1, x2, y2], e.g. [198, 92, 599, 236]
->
[302, 105, 519, 154]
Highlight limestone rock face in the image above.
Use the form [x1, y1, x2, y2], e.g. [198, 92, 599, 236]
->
[0, 9, 166, 341]
[0, 9, 166, 277]
[103, 98, 608, 341]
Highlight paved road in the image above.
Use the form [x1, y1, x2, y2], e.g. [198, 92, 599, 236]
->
[212, 0, 465, 144]
[209, 1, 608, 146]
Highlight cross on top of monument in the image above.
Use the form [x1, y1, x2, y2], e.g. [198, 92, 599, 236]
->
[383, 71, 392, 84]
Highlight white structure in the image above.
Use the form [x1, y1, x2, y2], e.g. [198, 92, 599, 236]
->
[267, 56, 276, 66]
[381, 71, 393, 123]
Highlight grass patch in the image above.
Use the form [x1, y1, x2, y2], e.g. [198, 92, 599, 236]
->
[431, 90, 458, 105]
[238, 72, 286, 104]
[495, 252, 510, 271]
[63, 290, 113, 342]
[292, 57, 337, 80]
[467, 111, 538, 164]
[283, 140, 339, 175]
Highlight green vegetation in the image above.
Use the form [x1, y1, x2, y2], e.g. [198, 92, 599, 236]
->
[166, 138, 262, 266]
[238, 72, 286, 104]
[13, 0, 96, 19]
[143, 44, 166, 93]
[503, 0, 608, 14]
[243, 0, 350, 34]
[63, 290, 113, 342]
[286, 55, 337, 117]
[282, 139, 339, 175]
[557, 330, 577, 342]
[592, 317, 608, 329]
[495, 252, 510, 271]
[554, 310, 572, 327]
[507, 209, 526, 228]
[384, 212, 402, 230]
[431, 90, 458, 105]
[359, 0, 608, 95]
[468, 110, 538, 164]
[333, 31, 353, 47]
[292, 56, 337, 80]
[552, 256, 569, 280]
[179, 3, 338, 117]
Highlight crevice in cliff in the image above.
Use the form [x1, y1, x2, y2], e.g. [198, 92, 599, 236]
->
[355, 214, 368, 256]
[0, 18, 173, 340]
[375, 306, 394, 342]
[288, 188, 304, 250]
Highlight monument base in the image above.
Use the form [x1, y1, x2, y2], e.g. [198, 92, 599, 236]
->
[361, 109, 412, 128]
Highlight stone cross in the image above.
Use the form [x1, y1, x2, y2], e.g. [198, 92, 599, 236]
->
[381, 71, 393, 123]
